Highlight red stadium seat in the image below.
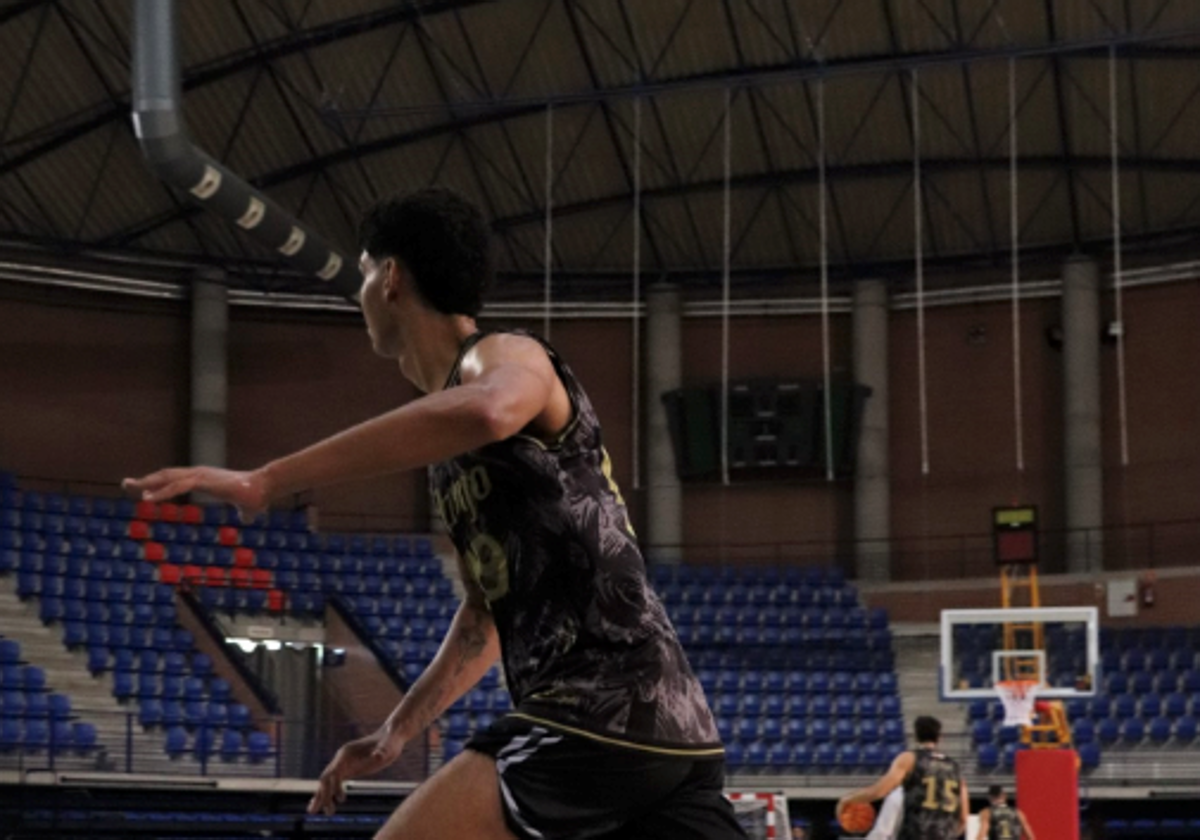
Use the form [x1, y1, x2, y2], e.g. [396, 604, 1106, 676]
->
[127, 521, 150, 540]
[205, 567, 228, 588]
[159, 564, 182, 585]
[217, 526, 239, 546]
[230, 568, 251, 589]
[143, 542, 165, 562]
[266, 589, 285, 613]
[182, 565, 203, 586]
[180, 504, 203, 524]
[233, 547, 255, 568]
[251, 569, 272, 589]
[134, 500, 160, 521]
[159, 503, 181, 523]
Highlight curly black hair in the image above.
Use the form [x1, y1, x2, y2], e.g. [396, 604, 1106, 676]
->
[358, 187, 492, 317]
[915, 716, 942, 743]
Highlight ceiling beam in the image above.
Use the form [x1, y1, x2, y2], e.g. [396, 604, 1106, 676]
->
[489, 155, 1200, 229]
[0, 0, 493, 178]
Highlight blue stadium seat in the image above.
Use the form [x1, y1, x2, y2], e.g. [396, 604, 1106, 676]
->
[1073, 718, 1095, 745]
[192, 726, 216, 759]
[971, 720, 994, 745]
[1078, 742, 1101, 769]
[23, 719, 49, 750]
[1174, 715, 1197, 743]
[1148, 716, 1172, 744]
[1099, 715, 1118, 748]
[0, 719, 18, 750]
[809, 719, 831, 743]
[1114, 694, 1137, 719]
[1122, 718, 1145, 744]
[48, 693, 70, 720]
[25, 693, 49, 718]
[162, 700, 183, 727]
[220, 729, 244, 761]
[736, 717, 758, 742]
[715, 717, 734, 743]
[1141, 693, 1162, 718]
[1130, 671, 1153, 695]
[1089, 696, 1112, 719]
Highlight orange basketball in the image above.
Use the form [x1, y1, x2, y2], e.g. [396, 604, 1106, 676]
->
[838, 801, 876, 834]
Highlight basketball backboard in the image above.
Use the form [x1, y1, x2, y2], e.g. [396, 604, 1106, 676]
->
[939, 607, 1099, 700]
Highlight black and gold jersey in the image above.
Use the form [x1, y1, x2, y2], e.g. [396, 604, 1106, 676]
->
[989, 804, 1022, 840]
[429, 330, 721, 754]
[899, 748, 964, 840]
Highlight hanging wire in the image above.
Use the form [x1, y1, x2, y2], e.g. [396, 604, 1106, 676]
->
[631, 96, 642, 490]
[543, 103, 554, 341]
[720, 87, 732, 487]
[818, 76, 834, 482]
[1009, 57, 1025, 474]
[912, 68, 929, 476]
[1109, 45, 1130, 467]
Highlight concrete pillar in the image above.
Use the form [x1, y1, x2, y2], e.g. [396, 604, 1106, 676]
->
[853, 279, 891, 582]
[644, 285, 683, 563]
[191, 270, 228, 470]
[1062, 256, 1103, 572]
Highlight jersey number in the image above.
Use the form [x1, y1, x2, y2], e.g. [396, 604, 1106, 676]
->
[465, 532, 509, 604]
[921, 777, 960, 814]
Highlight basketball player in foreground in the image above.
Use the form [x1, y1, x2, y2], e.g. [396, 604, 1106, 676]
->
[975, 786, 1035, 840]
[836, 716, 968, 840]
[124, 188, 745, 840]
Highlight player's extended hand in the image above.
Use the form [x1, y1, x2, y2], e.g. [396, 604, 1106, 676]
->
[308, 729, 406, 816]
[121, 466, 269, 520]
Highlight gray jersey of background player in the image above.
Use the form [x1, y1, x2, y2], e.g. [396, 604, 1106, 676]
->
[837, 716, 968, 840]
[976, 786, 1035, 840]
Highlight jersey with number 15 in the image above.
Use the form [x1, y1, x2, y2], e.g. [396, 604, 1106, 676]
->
[900, 748, 963, 840]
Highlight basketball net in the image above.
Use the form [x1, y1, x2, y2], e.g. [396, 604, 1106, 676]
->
[997, 680, 1040, 727]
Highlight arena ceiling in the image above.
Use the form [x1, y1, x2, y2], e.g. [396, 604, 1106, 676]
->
[1, 0, 1199, 304]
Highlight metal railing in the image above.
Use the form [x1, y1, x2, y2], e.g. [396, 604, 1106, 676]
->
[0, 707, 431, 783]
[660, 517, 1200, 581]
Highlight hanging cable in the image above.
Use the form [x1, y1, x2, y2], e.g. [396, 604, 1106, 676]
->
[912, 68, 929, 476]
[1010, 58, 1025, 474]
[721, 87, 732, 487]
[1109, 45, 1130, 467]
[543, 103, 554, 341]
[631, 96, 642, 490]
[818, 76, 834, 482]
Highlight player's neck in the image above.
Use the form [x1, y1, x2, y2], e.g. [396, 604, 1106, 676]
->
[403, 313, 479, 393]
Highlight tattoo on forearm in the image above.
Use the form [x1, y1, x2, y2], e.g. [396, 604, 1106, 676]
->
[403, 608, 494, 735]
[453, 611, 491, 673]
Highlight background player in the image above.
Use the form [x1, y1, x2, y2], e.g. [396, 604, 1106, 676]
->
[837, 716, 968, 840]
[975, 786, 1035, 840]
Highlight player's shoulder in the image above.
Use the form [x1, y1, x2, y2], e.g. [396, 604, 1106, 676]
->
[466, 331, 555, 372]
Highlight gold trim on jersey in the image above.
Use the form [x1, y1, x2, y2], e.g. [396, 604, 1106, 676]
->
[508, 713, 727, 757]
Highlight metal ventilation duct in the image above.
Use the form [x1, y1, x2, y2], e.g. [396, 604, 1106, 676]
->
[131, 0, 359, 300]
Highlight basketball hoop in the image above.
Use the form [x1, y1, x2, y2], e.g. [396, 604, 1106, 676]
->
[997, 680, 1040, 727]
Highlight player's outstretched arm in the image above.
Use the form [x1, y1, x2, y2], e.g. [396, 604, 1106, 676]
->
[124, 333, 560, 510]
[836, 751, 914, 813]
[958, 778, 970, 838]
[308, 555, 499, 816]
[974, 807, 989, 840]
[1017, 808, 1036, 840]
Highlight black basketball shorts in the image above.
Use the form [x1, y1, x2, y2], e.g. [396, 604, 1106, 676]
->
[465, 714, 748, 840]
